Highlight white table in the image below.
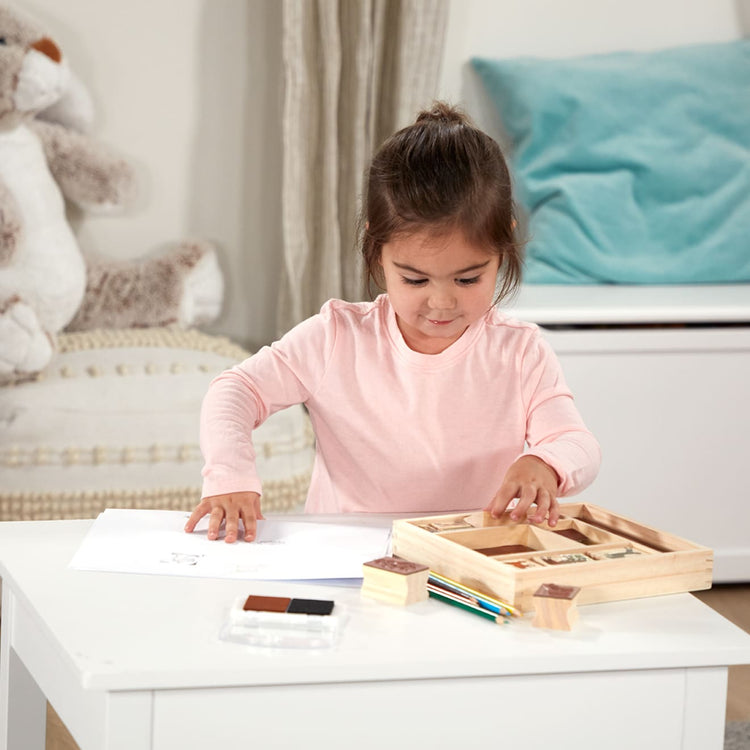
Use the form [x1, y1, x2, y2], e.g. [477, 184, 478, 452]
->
[2, 517, 750, 750]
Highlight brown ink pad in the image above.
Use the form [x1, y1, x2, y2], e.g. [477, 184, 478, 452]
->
[243, 594, 334, 615]
[243, 595, 291, 612]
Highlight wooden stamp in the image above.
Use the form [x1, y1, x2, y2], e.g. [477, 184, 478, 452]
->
[361, 556, 429, 606]
[532, 583, 581, 630]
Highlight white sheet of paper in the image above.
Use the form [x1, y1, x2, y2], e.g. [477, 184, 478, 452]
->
[69, 509, 392, 580]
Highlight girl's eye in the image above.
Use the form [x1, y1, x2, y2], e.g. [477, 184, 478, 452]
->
[402, 277, 427, 286]
[457, 276, 481, 286]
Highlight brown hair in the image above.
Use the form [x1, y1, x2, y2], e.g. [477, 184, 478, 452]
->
[360, 101, 522, 303]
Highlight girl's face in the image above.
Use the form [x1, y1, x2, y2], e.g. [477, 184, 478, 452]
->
[380, 228, 500, 354]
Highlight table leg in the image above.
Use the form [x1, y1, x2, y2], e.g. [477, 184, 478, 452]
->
[102, 692, 153, 750]
[0, 586, 46, 750]
[681, 666, 728, 750]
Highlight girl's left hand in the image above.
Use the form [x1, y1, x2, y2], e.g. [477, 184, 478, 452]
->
[484, 455, 561, 526]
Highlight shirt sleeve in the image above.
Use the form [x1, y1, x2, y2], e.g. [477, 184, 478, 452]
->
[199, 304, 337, 499]
[518, 330, 602, 496]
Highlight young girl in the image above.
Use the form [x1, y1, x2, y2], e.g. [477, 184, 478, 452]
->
[185, 102, 601, 543]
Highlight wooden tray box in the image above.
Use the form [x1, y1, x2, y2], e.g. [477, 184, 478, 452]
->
[391, 503, 713, 613]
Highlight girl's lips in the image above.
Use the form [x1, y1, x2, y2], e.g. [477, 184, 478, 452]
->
[428, 319, 455, 326]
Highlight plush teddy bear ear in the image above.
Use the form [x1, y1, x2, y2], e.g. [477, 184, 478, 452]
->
[37, 69, 95, 134]
[0, 3, 92, 131]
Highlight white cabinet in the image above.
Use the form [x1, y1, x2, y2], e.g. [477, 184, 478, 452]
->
[504, 285, 750, 582]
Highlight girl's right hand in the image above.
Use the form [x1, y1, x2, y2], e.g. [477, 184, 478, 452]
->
[184, 491, 264, 543]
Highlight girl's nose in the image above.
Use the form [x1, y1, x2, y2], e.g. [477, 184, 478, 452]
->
[429, 287, 457, 310]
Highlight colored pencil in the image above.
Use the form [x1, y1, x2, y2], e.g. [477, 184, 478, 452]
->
[428, 580, 507, 621]
[427, 585, 504, 624]
[428, 571, 518, 617]
[429, 570, 516, 615]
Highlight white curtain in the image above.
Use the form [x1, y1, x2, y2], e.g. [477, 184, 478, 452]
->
[278, 0, 449, 335]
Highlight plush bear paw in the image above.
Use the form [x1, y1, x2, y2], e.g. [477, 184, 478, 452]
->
[0, 297, 55, 376]
[178, 244, 223, 327]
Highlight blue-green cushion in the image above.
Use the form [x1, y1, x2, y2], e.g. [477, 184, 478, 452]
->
[472, 41, 750, 284]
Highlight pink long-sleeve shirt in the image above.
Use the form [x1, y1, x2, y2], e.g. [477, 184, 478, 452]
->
[200, 295, 600, 513]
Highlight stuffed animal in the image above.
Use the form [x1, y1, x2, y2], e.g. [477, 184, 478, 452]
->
[0, 4, 223, 381]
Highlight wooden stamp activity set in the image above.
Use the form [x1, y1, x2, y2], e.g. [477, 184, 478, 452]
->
[381, 502, 713, 619]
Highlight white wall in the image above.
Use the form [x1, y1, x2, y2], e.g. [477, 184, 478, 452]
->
[17, 0, 745, 348]
[438, 0, 746, 141]
[19, 0, 282, 350]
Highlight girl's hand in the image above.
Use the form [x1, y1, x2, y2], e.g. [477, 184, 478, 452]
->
[184, 491, 264, 543]
[484, 456, 561, 526]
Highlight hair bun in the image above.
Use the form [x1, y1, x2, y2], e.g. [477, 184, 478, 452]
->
[415, 101, 468, 126]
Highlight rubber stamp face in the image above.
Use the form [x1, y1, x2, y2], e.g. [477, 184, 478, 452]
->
[504, 559, 539, 569]
[534, 583, 581, 600]
[541, 553, 590, 565]
[418, 518, 473, 533]
[595, 546, 641, 560]
[363, 556, 429, 575]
